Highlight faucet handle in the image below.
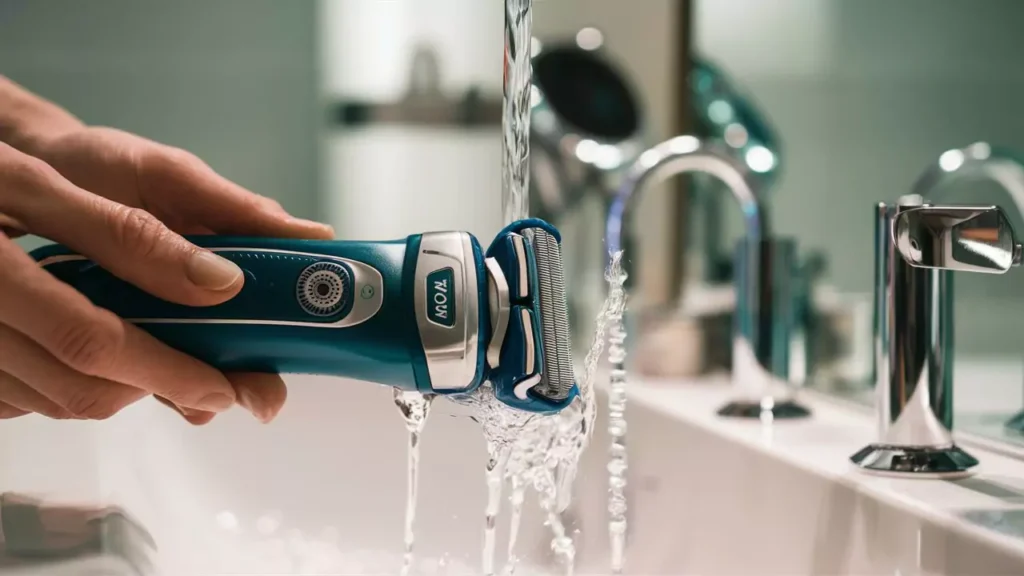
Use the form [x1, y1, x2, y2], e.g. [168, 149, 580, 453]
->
[893, 204, 1023, 274]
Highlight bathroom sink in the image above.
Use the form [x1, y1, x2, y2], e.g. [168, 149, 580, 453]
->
[0, 377, 590, 575]
[3, 374, 1024, 575]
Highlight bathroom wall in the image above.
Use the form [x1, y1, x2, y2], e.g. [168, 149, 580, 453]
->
[696, 0, 1024, 355]
[319, 0, 680, 250]
[0, 0, 320, 251]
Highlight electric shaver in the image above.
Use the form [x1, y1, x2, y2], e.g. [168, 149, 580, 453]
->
[30, 219, 578, 413]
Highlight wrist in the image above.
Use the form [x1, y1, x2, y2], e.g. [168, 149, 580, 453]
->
[0, 75, 83, 157]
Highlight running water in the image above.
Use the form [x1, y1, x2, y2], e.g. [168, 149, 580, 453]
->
[604, 254, 629, 573]
[394, 390, 434, 576]
[483, 446, 511, 576]
[503, 477, 525, 575]
[464, 1, 631, 574]
[501, 0, 532, 223]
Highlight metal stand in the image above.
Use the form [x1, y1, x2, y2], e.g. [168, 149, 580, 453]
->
[851, 444, 979, 478]
[717, 399, 811, 420]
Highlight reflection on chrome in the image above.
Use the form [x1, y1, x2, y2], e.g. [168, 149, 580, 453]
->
[908, 142, 1024, 434]
[606, 136, 809, 420]
[851, 200, 1021, 477]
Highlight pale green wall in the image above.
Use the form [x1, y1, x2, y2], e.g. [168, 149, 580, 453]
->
[0, 0, 320, 252]
[697, 0, 1024, 355]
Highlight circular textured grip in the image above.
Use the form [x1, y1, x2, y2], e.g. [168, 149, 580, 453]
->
[296, 262, 348, 317]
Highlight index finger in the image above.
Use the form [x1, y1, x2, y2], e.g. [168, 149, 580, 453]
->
[0, 234, 236, 412]
[145, 147, 335, 239]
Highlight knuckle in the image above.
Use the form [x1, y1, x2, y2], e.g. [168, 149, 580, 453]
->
[1, 150, 54, 191]
[51, 312, 124, 376]
[154, 145, 204, 176]
[106, 205, 170, 259]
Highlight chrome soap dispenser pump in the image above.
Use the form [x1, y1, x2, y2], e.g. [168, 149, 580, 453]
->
[851, 198, 1022, 476]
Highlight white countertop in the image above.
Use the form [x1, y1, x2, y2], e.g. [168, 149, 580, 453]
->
[623, 373, 1024, 565]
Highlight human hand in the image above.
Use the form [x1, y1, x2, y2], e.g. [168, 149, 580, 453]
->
[0, 126, 332, 425]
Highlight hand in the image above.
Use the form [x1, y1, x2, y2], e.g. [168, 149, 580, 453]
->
[0, 126, 333, 425]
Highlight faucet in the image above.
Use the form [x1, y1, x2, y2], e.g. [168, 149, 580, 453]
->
[689, 57, 782, 283]
[605, 135, 810, 419]
[851, 199, 1021, 476]
[910, 142, 1024, 433]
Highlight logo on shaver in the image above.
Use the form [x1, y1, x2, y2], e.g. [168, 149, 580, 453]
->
[426, 267, 456, 328]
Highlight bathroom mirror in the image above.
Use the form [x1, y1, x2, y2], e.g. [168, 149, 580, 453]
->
[693, 0, 1024, 451]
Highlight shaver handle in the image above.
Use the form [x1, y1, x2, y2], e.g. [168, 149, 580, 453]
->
[32, 236, 433, 392]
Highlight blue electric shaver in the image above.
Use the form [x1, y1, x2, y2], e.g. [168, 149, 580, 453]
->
[30, 219, 578, 413]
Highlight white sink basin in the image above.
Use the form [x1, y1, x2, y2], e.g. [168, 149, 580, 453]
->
[3, 374, 1024, 575]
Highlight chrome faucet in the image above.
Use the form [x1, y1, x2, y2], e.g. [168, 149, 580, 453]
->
[909, 142, 1024, 433]
[851, 200, 1021, 476]
[606, 135, 810, 419]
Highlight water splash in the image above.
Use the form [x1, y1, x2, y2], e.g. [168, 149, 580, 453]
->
[604, 253, 629, 574]
[394, 389, 434, 576]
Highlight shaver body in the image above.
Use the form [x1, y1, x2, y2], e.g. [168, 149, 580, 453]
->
[32, 220, 576, 413]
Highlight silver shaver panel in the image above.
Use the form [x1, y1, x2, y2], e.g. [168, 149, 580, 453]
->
[485, 257, 511, 369]
[414, 232, 480, 391]
[529, 229, 575, 400]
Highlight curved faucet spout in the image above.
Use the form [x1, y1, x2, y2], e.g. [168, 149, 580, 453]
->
[912, 142, 1024, 218]
[604, 135, 805, 418]
[605, 135, 769, 257]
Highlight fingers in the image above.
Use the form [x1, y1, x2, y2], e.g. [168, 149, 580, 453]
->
[227, 373, 288, 423]
[0, 401, 28, 419]
[144, 146, 335, 239]
[0, 371, 73, 419]
[0, 325, 145, 420]
[0, 212, 26, 238]
[0, 235, 237, 413]
[154, 396, 216, 426]
[0, 142, 244, 307]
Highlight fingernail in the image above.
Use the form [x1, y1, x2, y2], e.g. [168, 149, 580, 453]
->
[290, 217, 335, 239]
[187, 250, 243, 290]
[237, 387, 273, 423]
[197, 392, 234, 412]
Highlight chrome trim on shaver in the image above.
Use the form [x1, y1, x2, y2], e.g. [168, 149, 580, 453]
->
[484, 257, 510, 369]
[414, 232, 480, 391]
[512, 234, 529, 297]
[513, 309, 539, 401]
[37, 248, 385, 329]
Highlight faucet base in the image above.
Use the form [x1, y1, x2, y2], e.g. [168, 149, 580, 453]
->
[850, 444, 979, 478]
[1005, 410, 1024, 434]
[717, 398, 811, 420]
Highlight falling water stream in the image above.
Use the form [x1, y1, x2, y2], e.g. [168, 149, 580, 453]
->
[391, 1, 631, 574]
[604, 255, 629, 573]
[394, 390, 434, 576]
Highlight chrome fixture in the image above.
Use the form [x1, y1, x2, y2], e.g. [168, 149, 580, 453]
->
[528, 33, 645, 222]
[908, 142, 1024, 433]
[689, 58, 782, 282]
[851, 199, 1021, 477]
[606, 136, 810, 419]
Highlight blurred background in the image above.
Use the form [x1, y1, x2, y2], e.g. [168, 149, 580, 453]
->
[2, 0, 1024, 426]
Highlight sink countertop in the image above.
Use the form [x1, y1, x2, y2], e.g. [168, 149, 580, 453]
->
[622, 373, 1024, 565]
